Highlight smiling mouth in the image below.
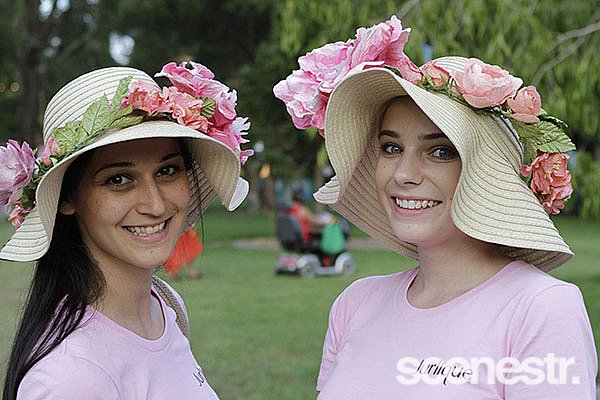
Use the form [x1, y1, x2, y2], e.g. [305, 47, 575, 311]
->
[124, 220, 168, 236]
[393, 197, 441, 210]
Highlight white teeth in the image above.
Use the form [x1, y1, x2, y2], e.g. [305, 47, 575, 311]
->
[125, 221, 166, 236]
[395, 198, 439, 210]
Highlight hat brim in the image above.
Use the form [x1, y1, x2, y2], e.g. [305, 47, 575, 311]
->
[315, 62, 572, 271]
[0, 120, 247, 262]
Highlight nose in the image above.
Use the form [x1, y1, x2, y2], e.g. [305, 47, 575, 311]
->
[392, 151, 424, 186]
[136, 178, 167, 216]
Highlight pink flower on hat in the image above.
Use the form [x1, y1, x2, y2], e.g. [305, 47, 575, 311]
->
[38, 137, 60, 167]
[520, 152, 573, 215]
[169, 90, 209, 132]
[451, 58, 523, 108]
[349, 15, 411, 73]
[0, 140, 36, 210]
[8, 203, 29, 229]
[126, 81, 171, 116]
[421, 60, 450, 88]
[507, 86, 542, 123]
[210, 117, 254, 164]
[156, 61, 216, 96]
[274, 16, 413, 135]
[274, 41, 352, 133]
[396, 55, 423, 84]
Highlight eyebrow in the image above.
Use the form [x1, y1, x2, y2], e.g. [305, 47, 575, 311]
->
[378, 130, 447, 141]
[93, 152, 183, 176]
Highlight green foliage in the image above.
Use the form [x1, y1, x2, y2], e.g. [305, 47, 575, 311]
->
[570, 151, 600, 220]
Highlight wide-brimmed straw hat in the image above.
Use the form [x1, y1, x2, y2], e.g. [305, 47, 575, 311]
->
[314, 56, 572, 271]
[0, 66, 248, 262]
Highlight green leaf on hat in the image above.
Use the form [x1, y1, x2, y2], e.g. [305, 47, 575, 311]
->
[533, 121, 576, 153]
[52, 120, 86, 154]
[112, 76, 132, 111]
[82, 95, 111, 135]
[107, 105, 134, 126]
[539, 108, 569, 131]
[199, 96, 216, 119]
[109, 115, 144, 130]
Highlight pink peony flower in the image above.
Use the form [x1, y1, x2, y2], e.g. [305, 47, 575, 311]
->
[274, 16, 414, 134]
[9, 203, 29, 229]
[125, 81, 171, 116]
[0, 140, 36, 209]
[39, 137, 61, 166]
[451, 58, 523, 108]
[349, 15, 411, 73]
[507, 86, 541, 124]
[155, 61, 216, 97]
[274, 41, 351, 132]
[299, 41, 353, 94]
[520, 151, 573, 214]
[168, 91, 209, 132]
[211, 89, 238, 128]
[396, 55, 423, 84]
[421, 60, 451, 88]
[273, 70, 319, 130]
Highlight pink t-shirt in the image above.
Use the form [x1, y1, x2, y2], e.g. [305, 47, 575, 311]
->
[317, 261, 597, 399]
[17, 284, 219, 399]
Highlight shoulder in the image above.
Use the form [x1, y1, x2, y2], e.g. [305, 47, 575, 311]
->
[340, 269, 414, 299]
[18, 345, 118, 399]
[330, 269, 414, 318]
[501, 261, 584, 307]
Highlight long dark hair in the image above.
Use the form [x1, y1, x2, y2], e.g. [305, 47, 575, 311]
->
[2, 139, 199, 399]
[2, 153, 105, 400]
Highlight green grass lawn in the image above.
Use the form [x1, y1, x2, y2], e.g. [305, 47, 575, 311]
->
[0, 210, 598, 398]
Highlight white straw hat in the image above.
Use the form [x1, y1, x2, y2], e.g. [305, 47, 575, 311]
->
[314, 57, 572, 271]
[0, 67, 248, 262]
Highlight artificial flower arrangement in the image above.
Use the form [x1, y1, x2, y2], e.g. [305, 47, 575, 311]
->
[0, 61, 253, 228]
[274, 16, 575, 215]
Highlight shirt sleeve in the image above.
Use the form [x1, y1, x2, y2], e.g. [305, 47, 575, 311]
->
[316, 293, 345, 392]
[506, 284, 598, 399]
[316, 277, 375, 392]
[17, 353, 119, 400]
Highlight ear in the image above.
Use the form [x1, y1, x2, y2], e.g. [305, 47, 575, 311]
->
[58, 199, 76, 215]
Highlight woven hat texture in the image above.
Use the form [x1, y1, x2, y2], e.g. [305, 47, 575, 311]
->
[314, 57, 572, 271]
[0, 67, 248, 262]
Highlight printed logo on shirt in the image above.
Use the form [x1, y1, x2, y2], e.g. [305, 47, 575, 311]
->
[193, 366, 206, 387]
[396, 354, 580, 386]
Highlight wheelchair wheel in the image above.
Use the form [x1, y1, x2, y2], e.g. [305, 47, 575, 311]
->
[300, 264, 317, 278]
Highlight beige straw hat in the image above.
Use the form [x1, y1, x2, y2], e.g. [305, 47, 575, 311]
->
[314, 56, 572, 271]
[0, 67, 248, 262]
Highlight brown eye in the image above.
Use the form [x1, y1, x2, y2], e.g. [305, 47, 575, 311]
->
[106, 174, 132, 186]
[156, 165, 181, 177]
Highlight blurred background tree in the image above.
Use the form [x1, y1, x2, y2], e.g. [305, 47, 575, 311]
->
[1, 0, 599, 217]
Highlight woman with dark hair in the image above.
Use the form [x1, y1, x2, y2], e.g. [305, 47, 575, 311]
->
[275, 16, 597, 399]
[1, 62, 251, 399]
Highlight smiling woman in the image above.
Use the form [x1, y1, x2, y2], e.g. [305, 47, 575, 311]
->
[275, 16, 597, 400]
[0, 63, 251, 399]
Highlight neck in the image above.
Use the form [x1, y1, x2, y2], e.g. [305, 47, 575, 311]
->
[408, 234, 513, 308]
[94, 263, 164, 339]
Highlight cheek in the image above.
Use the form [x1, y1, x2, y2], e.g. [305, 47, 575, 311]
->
[171, 178, 191, 208]
[375, 158, 392, 192]
[375, 159, 392, 205]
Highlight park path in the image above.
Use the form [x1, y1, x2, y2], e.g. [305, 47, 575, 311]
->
[223, 237, 386, 250]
